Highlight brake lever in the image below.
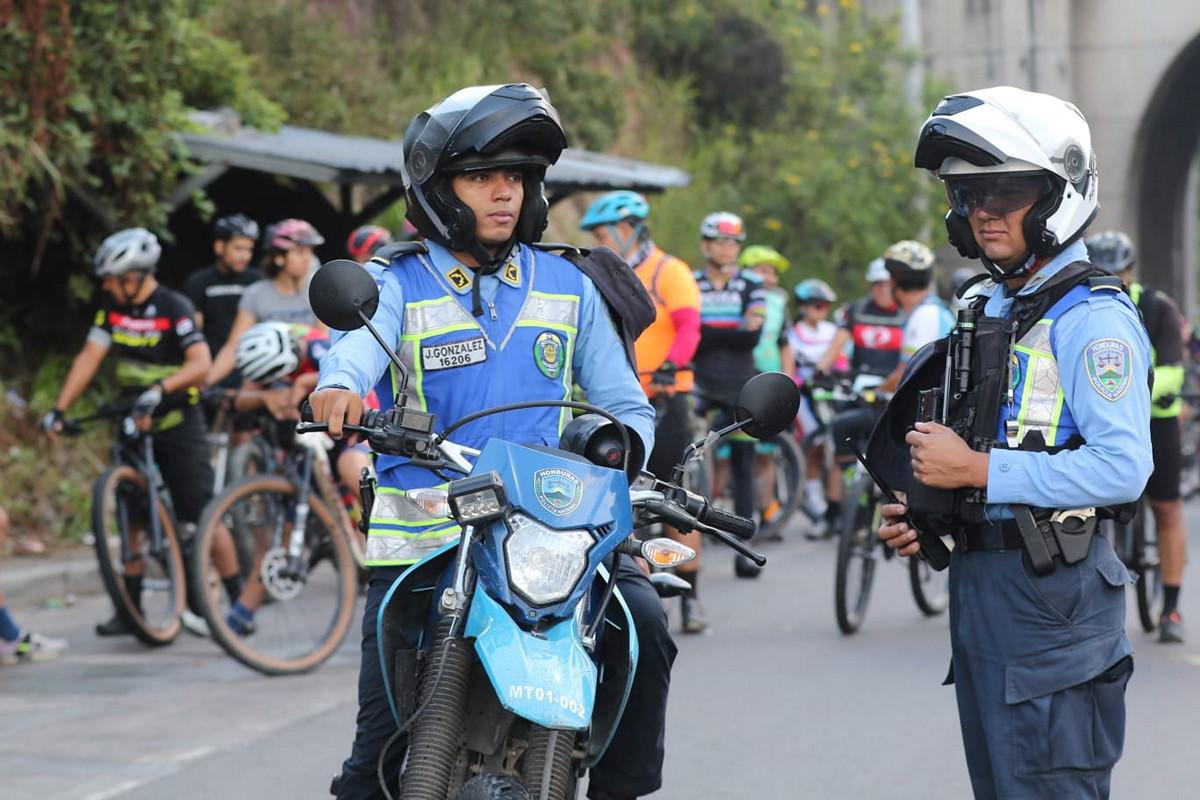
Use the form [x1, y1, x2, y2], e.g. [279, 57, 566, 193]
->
[695, 521, 767, 566]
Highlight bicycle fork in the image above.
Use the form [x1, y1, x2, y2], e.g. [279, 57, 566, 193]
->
[281, 448, 315, 582]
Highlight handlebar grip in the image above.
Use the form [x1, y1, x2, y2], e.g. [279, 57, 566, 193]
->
[300, 400, 314, 423]
[698, 504, 757, 541]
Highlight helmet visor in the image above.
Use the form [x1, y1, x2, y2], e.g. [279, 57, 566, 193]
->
[945, 174, 1054, 218]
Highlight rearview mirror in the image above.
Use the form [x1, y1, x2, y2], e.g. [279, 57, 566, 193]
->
[735, 372, 800, 439]
[308, 259, 380, 331]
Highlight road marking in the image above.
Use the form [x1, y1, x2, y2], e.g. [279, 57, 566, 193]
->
[84, 779, 145, 800]
[1183, 654, 1200, 667]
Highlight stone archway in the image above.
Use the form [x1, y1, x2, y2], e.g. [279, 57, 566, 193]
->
[1132, 32, 1200, 308]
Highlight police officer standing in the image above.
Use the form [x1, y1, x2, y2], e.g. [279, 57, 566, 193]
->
[875, 87, 1152, 798]
[309, 84, 672, 800]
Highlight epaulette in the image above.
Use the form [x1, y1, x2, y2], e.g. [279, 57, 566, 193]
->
[531, 242, 586, 258]
[1086, 275, 1123, 293]
[368, 241, 429, 269]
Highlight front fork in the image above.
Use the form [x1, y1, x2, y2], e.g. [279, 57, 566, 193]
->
[281, 446, 315, 581]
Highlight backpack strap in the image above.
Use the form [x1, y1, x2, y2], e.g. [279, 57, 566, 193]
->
[368, 241, 429, 269]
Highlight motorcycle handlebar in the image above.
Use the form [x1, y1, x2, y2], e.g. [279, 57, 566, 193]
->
[696, 504, 757, 541]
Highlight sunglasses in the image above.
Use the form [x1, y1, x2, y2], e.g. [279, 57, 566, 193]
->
[945, 174, 1054, 218]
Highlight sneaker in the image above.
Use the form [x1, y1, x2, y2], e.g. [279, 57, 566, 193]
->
[804, 519, 834, 541]
[226, 608, 257, 637]
[803, 482, 828, 519]
[1159, 610, 1185, 644]
[680, 595, 708, 634]
[0, 631, 68, 665]
[760, 499, 784, 541]
[180, 609, 211, 638]
[95, 613, 135, 637]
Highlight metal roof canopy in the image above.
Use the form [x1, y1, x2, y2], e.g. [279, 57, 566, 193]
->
[179, 110, 690, 201]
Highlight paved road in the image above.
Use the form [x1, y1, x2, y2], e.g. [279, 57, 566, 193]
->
[3, 515, 1198, 799]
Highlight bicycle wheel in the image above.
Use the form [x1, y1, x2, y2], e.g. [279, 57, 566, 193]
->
[192, 475, 358, 675]
[756, 433, 803, 541]
[908, 553, 949, 616]
[91, 465, 186, 646]
[1133, 501, 1163, 633]
[834, 471, 879, 634]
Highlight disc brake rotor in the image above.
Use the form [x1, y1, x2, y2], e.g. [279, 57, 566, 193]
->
[260, 546, 305, 601]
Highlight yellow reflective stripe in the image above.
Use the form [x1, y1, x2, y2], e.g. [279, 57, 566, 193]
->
[402, 322, 480, 340]
[1015, 354, 1039, 444]
[1047, 381, 1066, 446]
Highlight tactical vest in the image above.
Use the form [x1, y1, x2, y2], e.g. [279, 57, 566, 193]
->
[906, 262, 1133, 533]
[364, 245, 583, 566]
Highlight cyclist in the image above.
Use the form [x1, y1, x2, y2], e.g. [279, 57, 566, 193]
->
[815, 256, 904, 381]
[788, 279, 844, 532]
[346, 224, 393, 263]
[183, 214, 263, 361]
[207, 218, 325, 386]
[693, 212, 766, 573]
[41, 228, 237, 637]
[580, 190, 707, 633]
[879, 240, 954, 393]
[1087, 230, 1188, 643]
[310, 84, 669, 800]
[0, 506, 68, 664]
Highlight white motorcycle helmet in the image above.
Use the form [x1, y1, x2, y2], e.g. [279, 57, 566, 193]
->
[914, 86, 1099, 279]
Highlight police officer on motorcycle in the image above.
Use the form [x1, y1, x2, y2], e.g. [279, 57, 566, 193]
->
[874, 86, 1152, 798]
[309, 84, 673, 800]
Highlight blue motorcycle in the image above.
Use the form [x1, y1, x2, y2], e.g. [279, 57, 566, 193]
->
[303, 261, 800, 800]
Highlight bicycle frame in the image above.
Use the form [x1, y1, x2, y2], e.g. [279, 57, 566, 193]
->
[107, 417, 173, 562]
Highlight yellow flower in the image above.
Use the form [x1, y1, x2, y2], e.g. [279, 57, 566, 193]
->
[816, 3, 830, 16]
[765, 218, 784, 231]
[839, 0, 857, 8]
[848, 158, 861, 169]
[725, 123, 738, 136]
[848, 41, 864, 55]
[784, 174, 801, 186]
[807, 46, 821, 58]
[806, 129, 820, 141]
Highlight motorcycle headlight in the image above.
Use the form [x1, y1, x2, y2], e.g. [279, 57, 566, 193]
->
[504, 514, 594, 606]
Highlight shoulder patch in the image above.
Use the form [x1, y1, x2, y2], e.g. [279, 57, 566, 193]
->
[446, 266, 472, 292]
[1084, 338, 1134, 401]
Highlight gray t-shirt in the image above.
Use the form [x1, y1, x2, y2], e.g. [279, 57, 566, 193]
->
[238, 272, 317, 327]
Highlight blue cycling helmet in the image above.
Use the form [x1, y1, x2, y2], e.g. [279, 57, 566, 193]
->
[579, 190, 650, 230]
[793, 278, 837, 304]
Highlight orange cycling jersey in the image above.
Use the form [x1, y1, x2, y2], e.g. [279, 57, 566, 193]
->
[634, 245, 700, 395]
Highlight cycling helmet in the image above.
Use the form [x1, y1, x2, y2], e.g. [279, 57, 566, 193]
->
[739, 245, 789, 271]
[213, 214, 260, 242]
[699, 211, 747, 241]
[579, 190, 650, 230]
[793, 278, 837, 304]
[346, 225, 394, 262]
[883, 240, 936, 290]
[864, 257, 890, 283]
[235, 322, 301, 384]
[401, 83, 567, 267]
[1084, 230, 1136, 273]
[265, 219, 325, 253]
[914, 86, 1098, 278]
[93, 228, 161, 277]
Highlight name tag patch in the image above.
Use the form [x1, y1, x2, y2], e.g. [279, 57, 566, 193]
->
[422, 337, 487, 370]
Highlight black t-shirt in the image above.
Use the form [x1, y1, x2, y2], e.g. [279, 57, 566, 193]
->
[838, 297, 906, 377]
[183, 264, 264, 352]
[89, 286, 207, 392]
[1136, 283, 1184, 366]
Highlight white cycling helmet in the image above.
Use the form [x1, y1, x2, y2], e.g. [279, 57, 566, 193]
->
[236, 322, 300, 383]
[864, 257, 890, 283]
[914, 86, 1099, 278]
[93, 228, 161, 277]
[699, 211, 747, 241]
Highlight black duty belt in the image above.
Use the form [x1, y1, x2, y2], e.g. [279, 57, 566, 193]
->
[957, 521, 1024, 553]
[957, 505, 1097, 576]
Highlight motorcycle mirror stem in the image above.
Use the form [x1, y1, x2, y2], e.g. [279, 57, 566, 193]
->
[309, 259, 412, 402]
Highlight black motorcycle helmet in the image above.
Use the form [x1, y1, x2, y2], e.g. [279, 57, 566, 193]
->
[400, 84, 568, 270]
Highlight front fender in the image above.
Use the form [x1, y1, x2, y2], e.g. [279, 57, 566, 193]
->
[464, 589, 596, 731]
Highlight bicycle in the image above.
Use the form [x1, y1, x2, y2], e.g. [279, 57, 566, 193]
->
[1103, 497, 1162, 633]
[67, 400, 191, 647]
[190, 416, 361, 675]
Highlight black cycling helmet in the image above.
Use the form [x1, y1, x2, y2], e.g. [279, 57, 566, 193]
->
[1084, 230, 1136, 274]
[400, 84, 567, 268]
[213, 213, 260, 242]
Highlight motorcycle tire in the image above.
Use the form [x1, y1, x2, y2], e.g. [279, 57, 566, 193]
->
[455, 774, 532, 800]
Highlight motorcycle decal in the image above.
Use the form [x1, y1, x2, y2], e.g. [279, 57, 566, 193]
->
[534, 467, 583, 516]
[507, 684, 587, 720]
[533, 330, 564, 380]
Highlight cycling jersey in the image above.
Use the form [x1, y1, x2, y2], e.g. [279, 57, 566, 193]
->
[88, 286, 206, 392]
[753, 289, 790, 372]
[183, 265, 264, 353]
[838, 297, 905, 376]
[899, 294, 955, 364]
[1130, 281, 1185, 419]
[633, 245, 701, 394]
[694, 269, 767, 397]
[788, 319, 842, 383]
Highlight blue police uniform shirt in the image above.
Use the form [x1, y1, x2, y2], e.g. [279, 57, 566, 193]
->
[318, 241, 656, 461]
[976, 240, 1153, 516]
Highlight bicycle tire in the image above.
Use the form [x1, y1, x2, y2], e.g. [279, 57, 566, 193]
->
[755, 433, 803, 541]
[192, 475, 357, 675]
[908, 553, 949, 616]
[1133, 500, 1163, 633]
[834, 471, 878, 634]
[91, 465, 185, 646]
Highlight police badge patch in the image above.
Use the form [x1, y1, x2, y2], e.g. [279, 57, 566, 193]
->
[1084, 338, 1133, 401]
[533, 467, 583, 516]
[533, 331, 564, 380]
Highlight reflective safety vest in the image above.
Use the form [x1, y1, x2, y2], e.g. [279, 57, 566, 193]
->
[365, 246, 583, 566]
[1129, 281, 1184, 419]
